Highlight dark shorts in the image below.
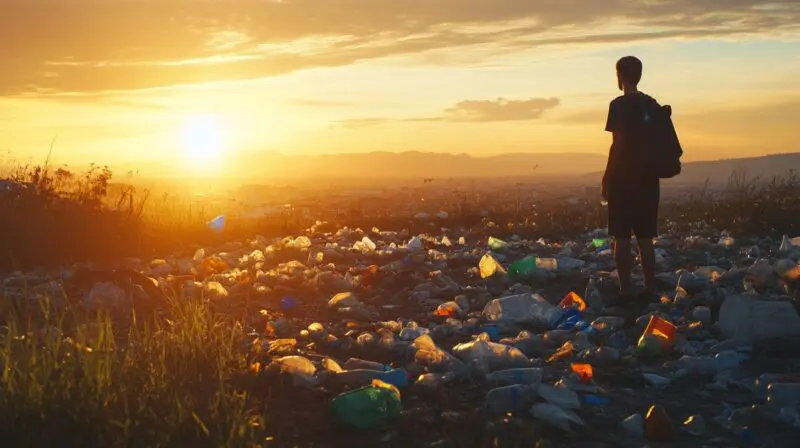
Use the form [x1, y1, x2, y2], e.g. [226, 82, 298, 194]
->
[607, 180, 660, 239]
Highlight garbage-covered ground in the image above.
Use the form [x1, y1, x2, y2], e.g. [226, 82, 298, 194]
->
[3, 200, 800, 447]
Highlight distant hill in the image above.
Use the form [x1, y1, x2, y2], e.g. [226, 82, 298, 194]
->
[231, 151, 607, 180]
[677, 153, 800, 185]
[583, 152, 800, 186]
[121, 150, 800, 185]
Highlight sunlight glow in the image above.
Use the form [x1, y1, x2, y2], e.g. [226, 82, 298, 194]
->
[179, 114, 226, 169]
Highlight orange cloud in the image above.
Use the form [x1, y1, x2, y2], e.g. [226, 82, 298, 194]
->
[334, 97, 560, 127]
[2, 1, 798, 95]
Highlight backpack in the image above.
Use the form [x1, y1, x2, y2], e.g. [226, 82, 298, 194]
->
[640, 98, 683, 179]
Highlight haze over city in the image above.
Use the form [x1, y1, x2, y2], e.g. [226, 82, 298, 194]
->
[1, 0, 799, 178]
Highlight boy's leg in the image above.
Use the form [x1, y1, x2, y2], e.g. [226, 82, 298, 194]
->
[614, 237, 634, 295]
[637, 237, 656, 293]
[632, 179, 660, 298]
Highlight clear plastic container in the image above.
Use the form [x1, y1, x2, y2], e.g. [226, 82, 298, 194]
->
[482, 293, 565, 329]
[767, 383, 800, 407]
[485, 384, 536, 414]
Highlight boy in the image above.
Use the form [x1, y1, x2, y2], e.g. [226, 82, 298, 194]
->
[602, 56, 660, 302]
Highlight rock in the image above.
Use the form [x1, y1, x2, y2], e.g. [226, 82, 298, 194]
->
[619, 413, 644, 437]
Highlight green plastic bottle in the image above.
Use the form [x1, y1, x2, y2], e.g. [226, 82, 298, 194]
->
[330, 379, 402, 429]
[509, 256, 537, 279]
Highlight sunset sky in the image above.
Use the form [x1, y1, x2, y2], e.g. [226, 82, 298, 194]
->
[1, 0, 799, 174]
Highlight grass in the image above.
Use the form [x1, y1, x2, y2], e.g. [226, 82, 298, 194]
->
[0, 294, 262, 447]
[0, 161, 297, 272]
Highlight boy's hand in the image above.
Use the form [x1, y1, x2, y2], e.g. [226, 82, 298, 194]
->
[601, 180, 608, 201]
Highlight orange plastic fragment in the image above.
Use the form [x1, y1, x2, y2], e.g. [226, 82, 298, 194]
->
[559, 291, 587, 311]
[641, 315, 677, 350]
[571, 363, 594, 382]
[362, 264, 380, 287]
[434, 303, 460, 318]
[202, 257, 229, 275]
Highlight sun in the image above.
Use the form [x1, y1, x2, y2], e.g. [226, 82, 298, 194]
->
[179, 114, 226, 168]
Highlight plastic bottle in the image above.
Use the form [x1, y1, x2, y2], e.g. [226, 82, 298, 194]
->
[584, 277, 604, 310]
[677, 350, 746, 376]
[485, 384, 537, 414]
[754, 373, 800, 400]
[415, 372, 456, 390]
[330, 380, 402, 429]
[342, 358, 389, 372]
[718, 294, 800, 341]
[767, 383, 800, 407]
[535, 257, 558, 271]
[482, 293, 565, 329]
[485, 368, 543, 386]
[509, 256, 537, 279]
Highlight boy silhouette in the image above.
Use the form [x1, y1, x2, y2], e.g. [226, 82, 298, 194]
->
[602, 56, 659, 302]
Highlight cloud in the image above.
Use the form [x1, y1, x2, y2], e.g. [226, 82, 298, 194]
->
[286, 98, 354, 107]
[2, 0, 799, 94]
[334, 96, 560, 127]
[333, 118, 393, 129]
[444, 97, 560, 122]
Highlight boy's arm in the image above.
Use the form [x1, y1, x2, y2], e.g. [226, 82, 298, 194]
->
[602, 101, 622, 190]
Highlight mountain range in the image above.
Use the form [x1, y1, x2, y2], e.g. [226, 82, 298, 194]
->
[122, 151, 800, 187]
[228, 151, 800, 186]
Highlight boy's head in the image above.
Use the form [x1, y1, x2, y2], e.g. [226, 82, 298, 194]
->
[616, 56, 642, 90]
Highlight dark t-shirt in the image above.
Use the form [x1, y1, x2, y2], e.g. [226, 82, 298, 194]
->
[603, 92, 659, 188]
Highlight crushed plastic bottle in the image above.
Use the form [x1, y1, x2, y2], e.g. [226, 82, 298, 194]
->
[485, 384, 536, 413]
[412, 334, 470, 380]
[536, 384, 580, 410]
[330, 379, 402, 429]
[452, 333, 532, 374]
[677, 350, 747, 376]
[499, 331, 549, 357]
[482, 293, 565, 329]
[269, 356, 318, 388]
[342, 358, 389, 372]
[530, 403, 585, 432]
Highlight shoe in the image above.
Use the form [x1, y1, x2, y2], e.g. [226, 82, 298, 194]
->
[636, 290, 660, 304]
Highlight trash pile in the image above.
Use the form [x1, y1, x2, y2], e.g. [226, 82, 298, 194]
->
[4, 222, 800, 445]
